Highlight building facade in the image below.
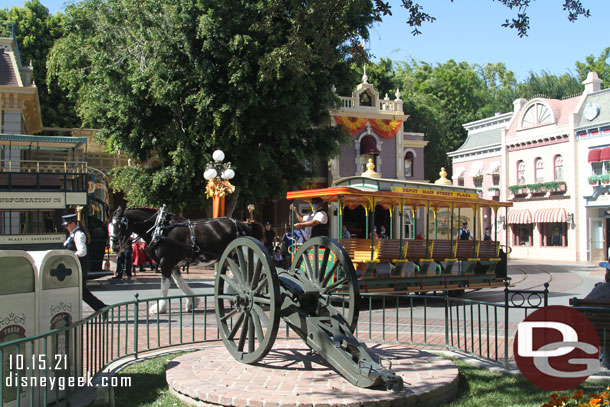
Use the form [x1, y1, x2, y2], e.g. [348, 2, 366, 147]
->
[450, 72, 606, 263]
[575, 73, 610, 262]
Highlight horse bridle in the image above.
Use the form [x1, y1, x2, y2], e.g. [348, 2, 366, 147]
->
[110, 215, 130, 249]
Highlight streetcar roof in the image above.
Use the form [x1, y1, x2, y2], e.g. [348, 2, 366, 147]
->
[286, 185, 512, 209]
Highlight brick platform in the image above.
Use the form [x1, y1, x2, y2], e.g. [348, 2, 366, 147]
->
[166, 340, 458, 407]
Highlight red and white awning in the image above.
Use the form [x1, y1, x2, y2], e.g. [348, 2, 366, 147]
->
[534, 208, 567, 223]
[507, 209, 532, 224]
[589, 149, 601, 163]
[601, 147, 610, 161]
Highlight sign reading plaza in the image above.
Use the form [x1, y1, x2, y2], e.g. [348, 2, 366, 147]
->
[0, 192, 65, 209]
[391, 186, 478, 199]
[0, 234, 65, 245]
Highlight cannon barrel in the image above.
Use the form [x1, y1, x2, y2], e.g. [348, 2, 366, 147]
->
[215, 236, 404, 392]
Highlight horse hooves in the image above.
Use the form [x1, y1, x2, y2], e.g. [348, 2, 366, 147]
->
[186, 297, 200, 312]
[149, 303, 168, 314]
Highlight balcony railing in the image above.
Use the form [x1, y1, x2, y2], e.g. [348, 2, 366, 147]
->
[339, 96, 404, 114]
[0, 160, 89, 192]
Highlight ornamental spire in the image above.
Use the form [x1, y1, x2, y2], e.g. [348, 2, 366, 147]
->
[362, 65, 368, 84]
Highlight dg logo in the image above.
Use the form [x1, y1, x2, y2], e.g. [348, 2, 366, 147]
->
[514, 305, 601, 390]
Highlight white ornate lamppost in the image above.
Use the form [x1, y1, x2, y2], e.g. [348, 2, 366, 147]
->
[204, 149, 236, 218]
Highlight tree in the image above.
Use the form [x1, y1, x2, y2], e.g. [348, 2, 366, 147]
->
[0, 1, 78, 128]
[394, 59, 489, 180]
[400, 0, 590, 37]
[48, 0, 381, 211]
[576, 47, 610, 89]
[516, 71, 582, 100]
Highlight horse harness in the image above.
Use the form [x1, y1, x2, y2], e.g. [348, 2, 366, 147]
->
[145, 205, 248, 262]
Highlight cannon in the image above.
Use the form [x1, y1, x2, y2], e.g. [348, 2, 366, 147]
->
[214, 236, 404, 391]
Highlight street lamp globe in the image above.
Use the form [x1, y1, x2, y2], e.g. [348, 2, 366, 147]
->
[203, 168, 218, 180]
[222, 168, 235, 180]
[212, 150, 225, 162]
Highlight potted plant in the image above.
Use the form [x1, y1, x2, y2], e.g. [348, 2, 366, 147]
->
[527, 183, 544, 194]
[508, 184, 527, 196]
[589, 175, 600, 185]
[602, 174, 610, 185]
[487, 186, 500, 197]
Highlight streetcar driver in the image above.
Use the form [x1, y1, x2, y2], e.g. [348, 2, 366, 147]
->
[290, 197, 328, 240]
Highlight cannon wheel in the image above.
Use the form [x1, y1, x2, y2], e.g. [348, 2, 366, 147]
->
[215, 237, 281, 364]
[289, 237, 359, 332]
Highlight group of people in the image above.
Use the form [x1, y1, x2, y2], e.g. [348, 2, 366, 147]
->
[459, 222, 493, 241]
[113, 233, 157, 280]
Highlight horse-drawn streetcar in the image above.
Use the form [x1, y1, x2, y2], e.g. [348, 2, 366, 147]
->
[286, 170, 513, 294]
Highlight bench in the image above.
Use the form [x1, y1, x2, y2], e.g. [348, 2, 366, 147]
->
[341, 239, 379, 278]
[429, 240, 457, 275]
[403, 240, 429, 276]
[454, 240, 478, 275]
[570, 298, 610, 363]
[477, 240, 501, 275]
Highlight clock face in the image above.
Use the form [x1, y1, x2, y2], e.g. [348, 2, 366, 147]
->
[584, 102, 600, 121]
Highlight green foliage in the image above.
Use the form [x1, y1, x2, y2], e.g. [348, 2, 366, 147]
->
[508, 185, 525, 194]
[527, 183, 543, 192]
[601, 174, 610, 184]
[48, 0, 374, 211]
[576, 47, 610, 88]
[588, 175, 600, 184]
[516, 71, 582, 100]
[394, 59, 489, 179]
[0, 1, 78, 128]
[487, 187, 499, 192]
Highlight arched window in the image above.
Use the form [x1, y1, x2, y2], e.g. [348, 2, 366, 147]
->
[359, 135, 379, 172]
[404, 151, 414, 177]
[517, 160, 525, 184]
[535, 158, 544, 182]
[522, 103, 553, 128]
[554, 155, 563, 180]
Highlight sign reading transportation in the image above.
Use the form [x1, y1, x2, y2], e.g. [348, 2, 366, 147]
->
[391, 186, 478, 199]
[0, 192, 65, 209]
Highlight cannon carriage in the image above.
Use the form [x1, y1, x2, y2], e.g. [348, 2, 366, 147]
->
[214, 236, 404, 391]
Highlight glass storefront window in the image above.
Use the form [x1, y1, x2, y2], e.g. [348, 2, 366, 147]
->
[540, 222, 567, 247]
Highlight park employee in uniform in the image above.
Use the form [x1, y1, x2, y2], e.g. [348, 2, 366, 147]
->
[62, 214, 107, 312]
[290, 197, 328, 240]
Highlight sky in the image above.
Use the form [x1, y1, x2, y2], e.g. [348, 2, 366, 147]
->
[4, 0, 609, 81]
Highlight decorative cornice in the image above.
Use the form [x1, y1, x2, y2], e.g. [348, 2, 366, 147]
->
[507, 134, 569, 151]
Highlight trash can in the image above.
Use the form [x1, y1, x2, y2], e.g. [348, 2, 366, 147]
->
[0, 250, 38, 407]
[30, 250, 83, 404]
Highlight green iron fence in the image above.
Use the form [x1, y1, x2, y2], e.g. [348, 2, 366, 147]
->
[0, 283, 555, 406]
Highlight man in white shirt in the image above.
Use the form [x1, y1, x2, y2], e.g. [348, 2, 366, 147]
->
[62, 214, 107, 312]
[290, 198, 328, 240]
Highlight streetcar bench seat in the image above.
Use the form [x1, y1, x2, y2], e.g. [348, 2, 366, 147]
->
[477, 240, 501, 275]
[455, 240, 478, 275]
[430, 240, 457, 275]
[404, 240, 429, 276]
[378, 240, 410, 276]
[341, 239, 379, 278]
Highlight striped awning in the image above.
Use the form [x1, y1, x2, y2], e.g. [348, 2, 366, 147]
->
[534, 208, 567, 223]
[589, 149, 602, 163]
[486, 161, 501, 175]
[469, 162, 484, 177]
[453, 167, 465, 178]
[601, 147, 610, 161]
[507, 209, 533, 224]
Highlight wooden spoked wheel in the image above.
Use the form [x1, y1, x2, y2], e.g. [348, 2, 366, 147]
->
[289, 237, 360, 332]
[215, 237, 281, 364]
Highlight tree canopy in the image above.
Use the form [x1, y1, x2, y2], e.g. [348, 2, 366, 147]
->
[48, 0, 381, 211]
[41, 0, 595, 211]
[0, 0, 78, 128]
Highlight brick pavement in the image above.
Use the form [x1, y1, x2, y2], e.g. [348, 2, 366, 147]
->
[166, 340, 459, 407]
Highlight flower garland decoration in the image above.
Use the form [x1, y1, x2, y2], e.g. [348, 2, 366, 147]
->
[205, 178, 235, 198]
